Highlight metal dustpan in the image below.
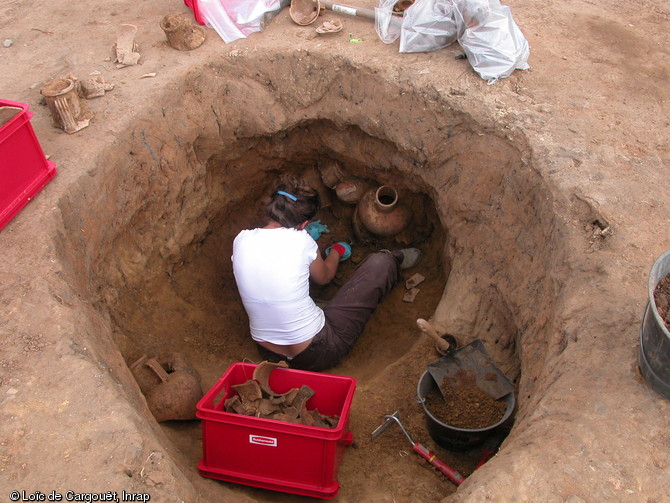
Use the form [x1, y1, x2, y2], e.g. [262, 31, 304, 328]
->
[427, 339, 514, 400]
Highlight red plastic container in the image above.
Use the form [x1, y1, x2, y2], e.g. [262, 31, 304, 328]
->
[0, 99, 57, 231]
[197, 362, 356, 499]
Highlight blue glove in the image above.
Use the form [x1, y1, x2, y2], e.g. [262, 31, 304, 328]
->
[305, 220, 330, 241]
[325, 242, 352, 262]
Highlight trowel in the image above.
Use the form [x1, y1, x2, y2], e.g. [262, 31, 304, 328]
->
[417, 319, 514, 400]
[371, 411, 465, 485]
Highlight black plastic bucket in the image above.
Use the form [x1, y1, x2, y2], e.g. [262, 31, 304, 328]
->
[640, 249, 670, 400]
[417, 370, 515, 451]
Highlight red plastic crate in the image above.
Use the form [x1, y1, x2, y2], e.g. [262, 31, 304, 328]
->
[0, 99, 57, 231]
[196, 362, 356, 499]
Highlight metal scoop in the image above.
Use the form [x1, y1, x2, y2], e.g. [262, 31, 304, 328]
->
[417, 318, 514, 400]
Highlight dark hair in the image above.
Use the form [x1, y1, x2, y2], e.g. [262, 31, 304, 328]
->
[266, 174, 320, 228]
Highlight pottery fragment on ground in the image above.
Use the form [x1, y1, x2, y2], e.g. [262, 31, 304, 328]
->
[316, 18, 343, 34]
[115, 24, 141, 67]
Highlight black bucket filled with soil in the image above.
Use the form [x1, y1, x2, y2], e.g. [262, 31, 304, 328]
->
[640, 249, 670, 400]
[417, 370, 515, 451]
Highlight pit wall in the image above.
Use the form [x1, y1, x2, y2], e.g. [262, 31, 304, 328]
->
[53, 51, 567, 499]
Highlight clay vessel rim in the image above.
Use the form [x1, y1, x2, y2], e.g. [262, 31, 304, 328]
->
[41, 77, 76, 97]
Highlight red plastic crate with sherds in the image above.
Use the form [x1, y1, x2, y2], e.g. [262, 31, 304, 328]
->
[196, 362, 357, 499]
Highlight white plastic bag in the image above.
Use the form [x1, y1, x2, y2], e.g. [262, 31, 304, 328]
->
[457, 0, 530, 83]
[399, 0, 460, 53]
[198, 0, 283, 43]
[453, 0, 489, 29]
[375, 0, 405, 44]
[374, 0, 529, 82]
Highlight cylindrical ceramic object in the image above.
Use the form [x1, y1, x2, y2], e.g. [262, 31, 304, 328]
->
[160, 13, 205, 51]
[335, 178, 368, 204]
[319, 160, 345, 188]
[41, 77, 82, 133]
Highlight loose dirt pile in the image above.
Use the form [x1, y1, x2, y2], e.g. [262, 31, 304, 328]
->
[427, 369, 507, 429]
[654, 275, 670, 331]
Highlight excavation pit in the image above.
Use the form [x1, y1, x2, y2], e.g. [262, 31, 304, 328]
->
[4, 2, 670, 501]
[49, 53, 558, 501]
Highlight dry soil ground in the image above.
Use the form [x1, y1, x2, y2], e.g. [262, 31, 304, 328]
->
[2, 0, 670, 502]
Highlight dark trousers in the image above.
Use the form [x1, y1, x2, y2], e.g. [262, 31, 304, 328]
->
[257, 251, 401, 371]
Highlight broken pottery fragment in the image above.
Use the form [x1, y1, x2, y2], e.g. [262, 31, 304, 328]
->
[257, 398, 281, 417]
[300, 404, 315, 426]
[403, 288, 420, 303]
[80, 76, 115, 99]
[224, 395, 242, 411]
[316, 18, 343, 34]
[279, 387, 299, 406]
[115, 24, 141, 67]
[252, 360, 289, 396]
[271, 412, 303, 424]
[281, 406, 300, 419]
[405, 272, 425, 290]
[225, 361, 338, 427]
[305, 408, 332, 428]
[292, 384, 316, 412]
[232, 399, 260, 416]
[232, 379, 263, 403]
[270, 387, 299, 406]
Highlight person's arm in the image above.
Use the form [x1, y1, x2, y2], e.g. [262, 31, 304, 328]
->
[309, 250, 341, 285]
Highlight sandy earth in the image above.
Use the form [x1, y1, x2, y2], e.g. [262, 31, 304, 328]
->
[2, 0, 670, 502]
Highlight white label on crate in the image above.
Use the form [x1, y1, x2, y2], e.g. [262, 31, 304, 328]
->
[249, 434, 278, 447]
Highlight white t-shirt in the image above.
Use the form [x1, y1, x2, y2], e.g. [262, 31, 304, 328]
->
[232, 227, 325, 345]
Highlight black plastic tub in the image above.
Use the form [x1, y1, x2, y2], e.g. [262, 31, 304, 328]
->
[417, 370, 515, 451]
[640, 249, 670, 400]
